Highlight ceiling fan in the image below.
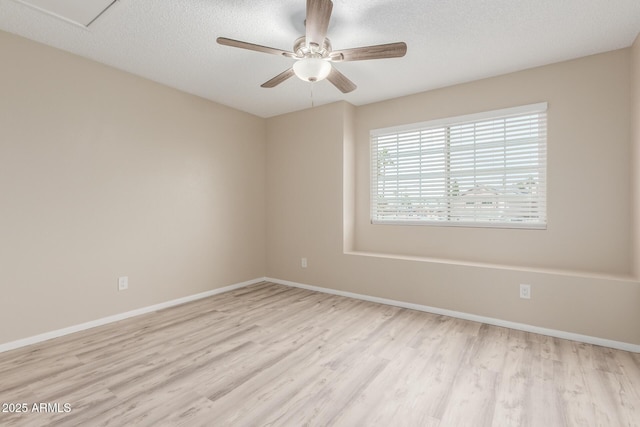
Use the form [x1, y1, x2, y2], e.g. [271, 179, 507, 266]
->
[217, 0, 407, 93]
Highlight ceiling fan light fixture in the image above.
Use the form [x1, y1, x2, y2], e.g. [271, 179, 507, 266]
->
[293, 58, 331, 82]
[217, 0, 406, 93]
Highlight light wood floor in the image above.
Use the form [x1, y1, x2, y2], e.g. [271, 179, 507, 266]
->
[1, 281, 639, 426]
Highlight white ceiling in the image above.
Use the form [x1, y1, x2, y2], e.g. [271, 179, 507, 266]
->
[1, 0, 639, 118]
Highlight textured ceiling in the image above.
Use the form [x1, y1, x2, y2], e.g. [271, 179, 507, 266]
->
[1, 0, 639, 118]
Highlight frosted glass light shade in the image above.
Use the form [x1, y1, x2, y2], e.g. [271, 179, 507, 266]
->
[293, 58, 331, 82]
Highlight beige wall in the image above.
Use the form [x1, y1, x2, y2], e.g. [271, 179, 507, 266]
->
[355, 50, 632, 277]
[266, 52, 640, 345]
[632, 34, 640, 277]
[266, 103, 349, 277]
[3, 29, 639, 348]
[0, 31, 266, 344]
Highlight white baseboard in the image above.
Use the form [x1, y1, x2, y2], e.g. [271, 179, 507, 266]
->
[266, 277, 640, 353]
[4, 276, 638, 354]
[0, 277, 265, 354]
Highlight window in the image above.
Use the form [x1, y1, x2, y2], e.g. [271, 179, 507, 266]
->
[371, 103, 547, 228]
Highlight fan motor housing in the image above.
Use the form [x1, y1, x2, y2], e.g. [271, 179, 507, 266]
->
[293, 36, 332, 58]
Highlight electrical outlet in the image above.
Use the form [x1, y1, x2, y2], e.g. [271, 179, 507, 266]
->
[301, 258, 308, 268]
[519, 284, 531, 299]
[118, 276, 129, 291]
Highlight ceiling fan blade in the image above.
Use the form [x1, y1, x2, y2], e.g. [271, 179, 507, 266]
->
[306, 0, 333, 48]
[261, 68, 296, 88]
[330, 42, 407, 62]
[327, 67, 356, 93]
[217, 37, 294, 57]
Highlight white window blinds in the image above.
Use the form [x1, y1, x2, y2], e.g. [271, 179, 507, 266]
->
[371, 103, 547, 228]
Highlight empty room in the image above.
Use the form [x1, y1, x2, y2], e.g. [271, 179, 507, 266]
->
[1, 0, 640, 425]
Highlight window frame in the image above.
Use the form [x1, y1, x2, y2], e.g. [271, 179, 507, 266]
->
[370, 102, 548, 229]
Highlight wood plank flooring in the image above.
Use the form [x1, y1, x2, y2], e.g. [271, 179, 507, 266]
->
[1, 281, 639, 426]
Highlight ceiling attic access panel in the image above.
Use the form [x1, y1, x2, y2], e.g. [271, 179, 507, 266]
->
[12, 0, 117, 27]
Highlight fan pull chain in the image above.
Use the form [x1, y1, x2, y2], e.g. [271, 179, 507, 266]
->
[310, 82, 315, 108]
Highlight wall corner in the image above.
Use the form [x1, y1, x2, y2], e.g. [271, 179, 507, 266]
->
[631, 33, 640, 279]
[342, 102, 357, 253]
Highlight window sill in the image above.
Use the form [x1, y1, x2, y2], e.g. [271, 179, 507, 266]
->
[344, 250, 635, 282]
